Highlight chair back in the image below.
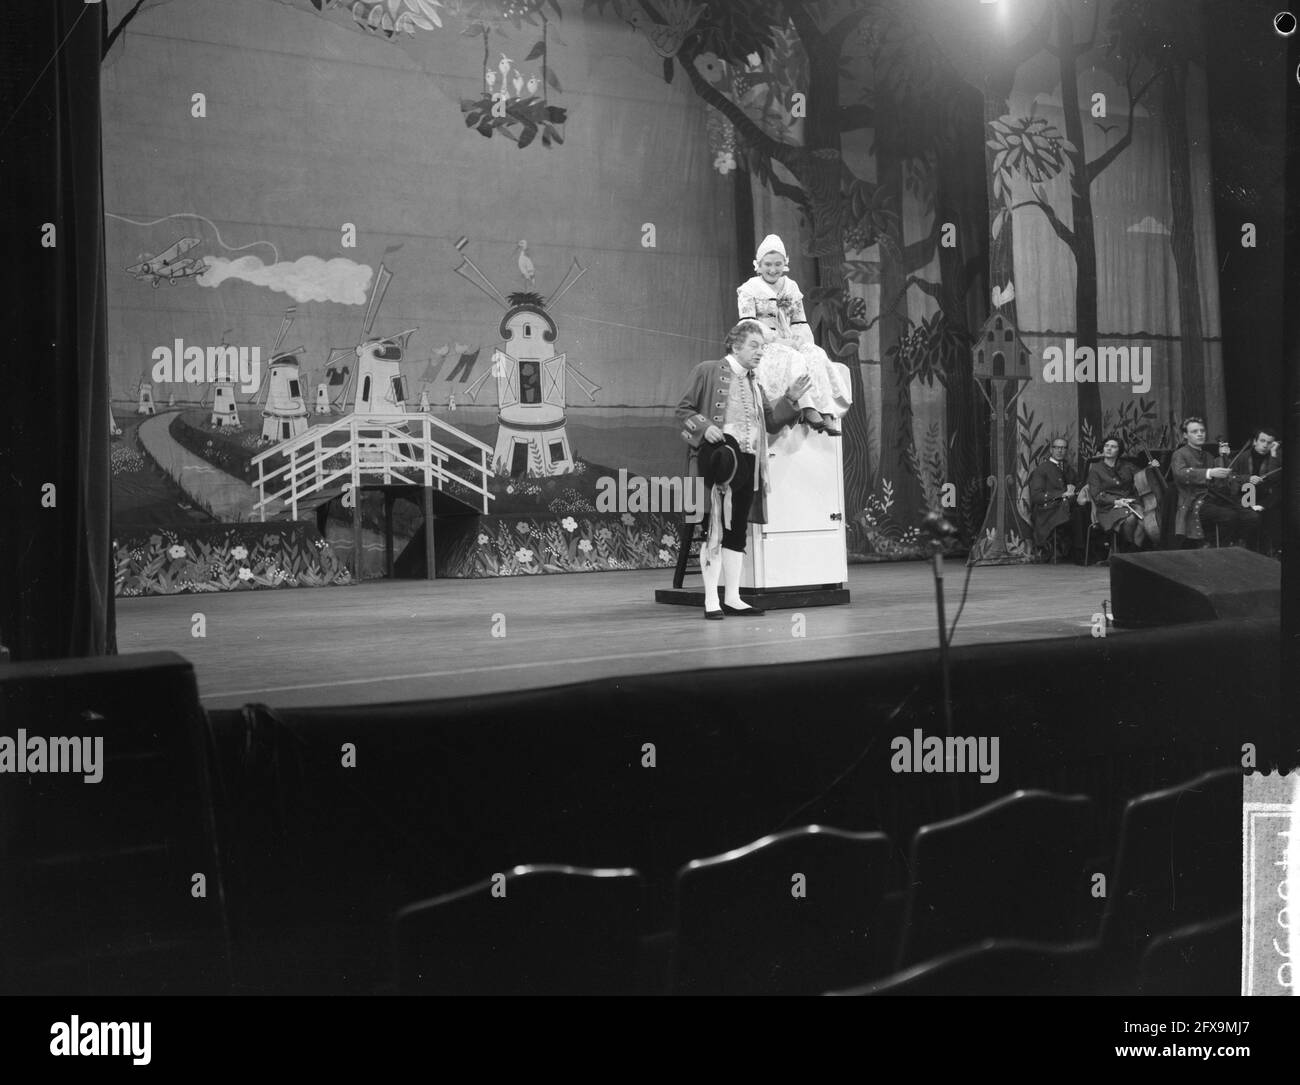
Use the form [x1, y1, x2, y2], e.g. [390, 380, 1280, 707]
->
[835, 938, 1102, 996]
[1100, 768, 1240, 960]
[1137, 912, 1239, 996]
[395, 864, 644, 995]
[896, 790, 1099, 967]
[669, 825, 894, 995]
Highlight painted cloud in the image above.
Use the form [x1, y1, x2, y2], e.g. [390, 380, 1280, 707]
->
[199, 255, 372, 304]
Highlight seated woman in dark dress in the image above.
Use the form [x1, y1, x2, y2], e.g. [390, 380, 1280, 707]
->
[1086, 436, 1156, 552]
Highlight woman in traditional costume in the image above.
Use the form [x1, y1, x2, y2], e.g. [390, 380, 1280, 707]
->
[737, 234, 853, 435]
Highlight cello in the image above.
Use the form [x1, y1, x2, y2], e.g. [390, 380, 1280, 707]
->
[1124, 439, 1168, 545]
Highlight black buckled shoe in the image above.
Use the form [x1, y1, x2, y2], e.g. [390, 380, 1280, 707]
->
[704, 608, 725, 620]
[722, 602, 765, 616]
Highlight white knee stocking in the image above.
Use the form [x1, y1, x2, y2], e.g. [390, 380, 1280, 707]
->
[701, 548, 722, 612]
[721, 547, 750, 609]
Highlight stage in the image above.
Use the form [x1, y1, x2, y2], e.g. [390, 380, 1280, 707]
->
[116, 562, 1113, 709]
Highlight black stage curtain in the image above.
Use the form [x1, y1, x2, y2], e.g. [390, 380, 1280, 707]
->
[0, 2, 115, 660]
[1284, 16, 1300, 722]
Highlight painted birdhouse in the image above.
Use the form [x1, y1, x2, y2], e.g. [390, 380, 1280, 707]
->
[260, 353, 309, 443]
[210, 382, 242, 429]
[973, 311, 1032, 381]
[137, 382, 156, 416]
[315, 382, 331, 414]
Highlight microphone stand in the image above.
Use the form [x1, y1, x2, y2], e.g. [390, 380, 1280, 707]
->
[927, 531, 959, 814]
[929, 537, 954, 745]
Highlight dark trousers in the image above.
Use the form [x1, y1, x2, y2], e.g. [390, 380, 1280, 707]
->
[719, 452, 757, 552]
[1198, 500, 1261, 549]
[1040, 503, 1089, 559]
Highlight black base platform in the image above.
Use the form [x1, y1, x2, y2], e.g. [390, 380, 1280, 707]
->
[654, 586, 850, 609]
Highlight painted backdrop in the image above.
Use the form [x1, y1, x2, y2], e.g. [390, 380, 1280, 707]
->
[102, 0, 1227, 590]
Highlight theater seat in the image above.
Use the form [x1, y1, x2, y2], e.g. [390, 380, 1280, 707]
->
[394, 864, 644, 995]
[1137, 913, 1239, 996]
[668, 825, 894, 995]
[1100, 768, 1241, 965]
[832, 938, 1103, 996]
[896, 790, 1099, 968]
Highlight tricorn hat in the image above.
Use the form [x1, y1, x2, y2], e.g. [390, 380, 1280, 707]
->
[698, 434, 741, 491]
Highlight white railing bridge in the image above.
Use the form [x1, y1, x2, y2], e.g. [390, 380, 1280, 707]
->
[250, 413, 495, 522]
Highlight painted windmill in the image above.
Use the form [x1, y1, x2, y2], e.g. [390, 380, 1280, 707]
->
[324, 263, 414, 422]
[253, 306, 309, 443]
[200, 330, 243, 429]
[135, 377, 156, 416]
[453, 238, 599, 477]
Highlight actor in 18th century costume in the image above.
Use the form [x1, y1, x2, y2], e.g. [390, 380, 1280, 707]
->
[1170, 416, 1260, 549]
[676, 319, 805, 619]
[737, 234, 852, 436]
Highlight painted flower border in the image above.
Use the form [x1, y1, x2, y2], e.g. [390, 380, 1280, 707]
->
[443, 511, 682, 576]
[115, 524, 352, 597]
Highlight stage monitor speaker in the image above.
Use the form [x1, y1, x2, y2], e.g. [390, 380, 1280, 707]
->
[1109, 549, 1280, 628]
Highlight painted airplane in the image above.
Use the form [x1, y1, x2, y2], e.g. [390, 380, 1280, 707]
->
[125, 237, 208, 287]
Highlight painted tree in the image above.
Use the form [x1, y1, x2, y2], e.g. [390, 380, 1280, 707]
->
[595, 0, 990, 528]
[1003, 0, 1161, 455]
[864, 2, 991, 539]
[624, 0, 890, 517]
[1104, 0, 1207, 418]
[907, 0, 1055, 545]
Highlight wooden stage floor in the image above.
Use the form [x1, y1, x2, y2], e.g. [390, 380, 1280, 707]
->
[116, 562, 1115, 709]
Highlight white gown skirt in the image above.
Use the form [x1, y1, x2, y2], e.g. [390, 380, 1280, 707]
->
[756, 339, 853, 417]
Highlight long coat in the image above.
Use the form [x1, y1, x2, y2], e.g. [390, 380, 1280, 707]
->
[1085, 460, 1138, 533]
[675, 358, 799, 525]
[1027, 458, 1080, 545]
[1170, 443, 1247, 540]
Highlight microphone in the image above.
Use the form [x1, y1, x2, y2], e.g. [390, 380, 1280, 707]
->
[920, 509, 958, 540]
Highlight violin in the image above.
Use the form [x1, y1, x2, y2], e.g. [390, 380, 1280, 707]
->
[1205, 437, 1243, 509]
[1238, 439, 1282, 510]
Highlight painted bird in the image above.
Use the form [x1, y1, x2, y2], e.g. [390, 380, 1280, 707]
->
[526, 74, 540, 98]
[517, 241, 535, 287]
[511, 70, 525, 98]
[485, 70, 497, 94]
[498, 54, 513, 93]
[625, 0, 703, 57]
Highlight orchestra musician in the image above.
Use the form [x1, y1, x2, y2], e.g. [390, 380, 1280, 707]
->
[1028, 438, 1087, 561]
[1169, 416, 1261, 549]
[1085, 436, 1159, 553]
[1225, 427, 1282, 554]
